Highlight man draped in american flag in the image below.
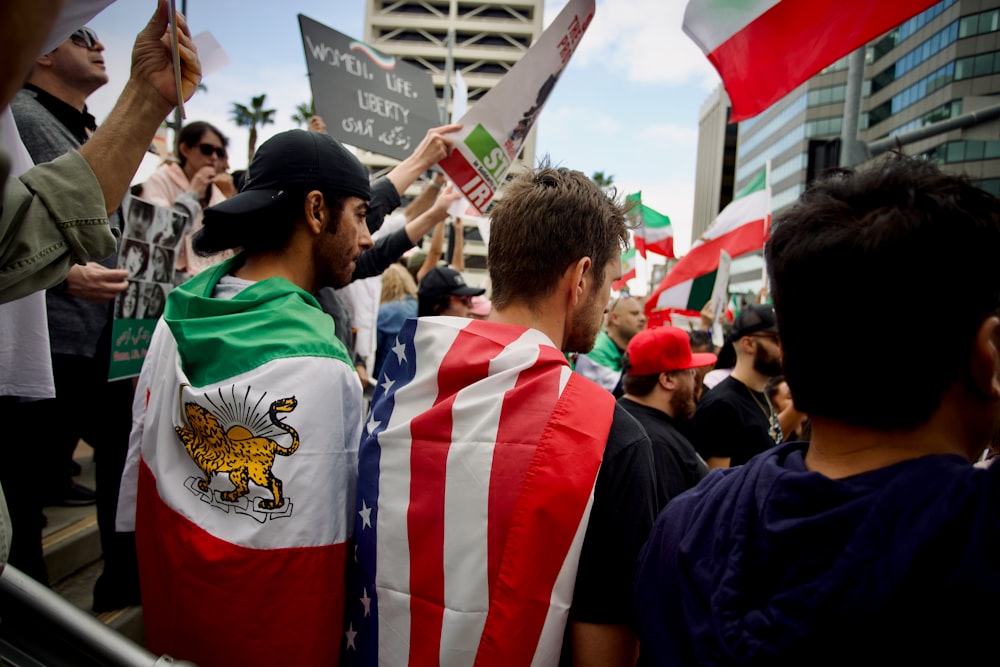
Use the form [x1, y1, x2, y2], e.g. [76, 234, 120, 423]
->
[344, 165, 658, 666]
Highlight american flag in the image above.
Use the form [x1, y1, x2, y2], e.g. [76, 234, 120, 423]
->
[343, 316, 615, 666]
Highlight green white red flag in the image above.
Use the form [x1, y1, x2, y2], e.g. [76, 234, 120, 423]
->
[645, 167, 770, 317]
[612, 247, 637, 292]
[682, 0, 939, 122]
[626, 193, 674, 259]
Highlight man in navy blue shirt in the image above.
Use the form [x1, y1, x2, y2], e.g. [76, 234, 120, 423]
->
[634, 154, 1000, 666]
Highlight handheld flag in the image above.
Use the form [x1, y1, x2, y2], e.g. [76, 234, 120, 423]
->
[627, 193, 674, 259]
[613, 247, 638, 292]
[682, 0, 940, 122]
[646, 168, 770, 317]
[439, 0, 594, 213]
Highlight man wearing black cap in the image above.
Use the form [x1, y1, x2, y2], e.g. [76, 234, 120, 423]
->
[686, 302, 784, 469]
[619, 326, 716, 511]
[117, 129, 373, 667]
[417, 264, 485, 317]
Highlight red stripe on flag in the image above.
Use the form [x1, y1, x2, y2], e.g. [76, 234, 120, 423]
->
[640, 237, 674, 259]
[486, 346, 568, 604]
[612, 268, 637, 292]
[407, 320, 524, 665]
[659, 218, 766, 290]
[475, 374, 612, 666]
[709, 0, 938, 122]
[135, 461, 348, 667]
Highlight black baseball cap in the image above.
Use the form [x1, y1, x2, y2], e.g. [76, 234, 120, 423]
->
[204, 130, 370, 222]
[418, 266, 485, 300]
[731, 303, 778, 340]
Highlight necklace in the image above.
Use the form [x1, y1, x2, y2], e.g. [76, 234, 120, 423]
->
[744, 383, 783, 443]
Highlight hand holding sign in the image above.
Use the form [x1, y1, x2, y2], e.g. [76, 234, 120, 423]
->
[132, 0, 201, 110]
[437, 0, 595, 214]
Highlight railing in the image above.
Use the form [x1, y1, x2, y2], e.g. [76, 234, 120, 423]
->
[0, 564, 197, 667]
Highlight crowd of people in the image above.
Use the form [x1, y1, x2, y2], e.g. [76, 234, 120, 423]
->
[1, 2, 1000, 667]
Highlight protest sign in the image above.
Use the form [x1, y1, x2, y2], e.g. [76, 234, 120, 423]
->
[438, 0, 594, 214]
[298, 15, 439, 160]
[708, 250, 732, 348]
[109, 196, 188, 380]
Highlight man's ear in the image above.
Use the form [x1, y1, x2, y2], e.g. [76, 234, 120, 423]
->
[659, 372, 677, 391]
[737, 335, 754, 355]
[303, 190, 325, 235]
[970, 315, 1000, 399]
[565, 256, 592, 306]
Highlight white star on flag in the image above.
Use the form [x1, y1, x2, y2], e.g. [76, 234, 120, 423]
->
[367, 415, 380, 435]
[360, 586, 371, 617]
[345, 622, 357, 650]
[359, 499, 372, 529]
[380, 376, 395, 393]
[392, 338, 407, 363]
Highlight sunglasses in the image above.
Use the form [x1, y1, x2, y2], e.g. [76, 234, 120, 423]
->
[70, 27, 100, 50]
[198, 143, 227, 159]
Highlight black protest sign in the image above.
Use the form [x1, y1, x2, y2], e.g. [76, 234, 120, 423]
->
[298, 14, 439, 160]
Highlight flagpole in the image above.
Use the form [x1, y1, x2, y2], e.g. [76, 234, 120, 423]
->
[760, 159, 771, 298]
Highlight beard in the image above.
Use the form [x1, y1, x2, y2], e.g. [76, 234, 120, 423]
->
[564, 286, 604, 353]
[753, 343, 783, 377]
[669, 377, 697, 420]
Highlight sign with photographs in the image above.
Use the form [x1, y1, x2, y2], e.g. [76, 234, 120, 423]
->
[109, 195, 189, 380]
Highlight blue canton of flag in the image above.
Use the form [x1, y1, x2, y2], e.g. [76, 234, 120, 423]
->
[343, 317, 419, 663]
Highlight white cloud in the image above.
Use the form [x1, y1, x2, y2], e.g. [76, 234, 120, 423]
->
[639, 122, 698, 145]
[538, 105, 623, 140]
[548, 0, 720, 90]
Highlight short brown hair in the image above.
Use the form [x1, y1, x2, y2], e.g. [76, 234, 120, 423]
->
[487, 165, 629, 310]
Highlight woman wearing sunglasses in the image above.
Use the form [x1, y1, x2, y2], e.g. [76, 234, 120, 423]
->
[140, 120, 233, 281]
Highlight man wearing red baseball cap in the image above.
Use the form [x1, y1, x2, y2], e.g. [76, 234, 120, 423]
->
[619, 325, 716, 511]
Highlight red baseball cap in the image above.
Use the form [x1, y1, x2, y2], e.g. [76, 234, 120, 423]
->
[624, 326, 717, 376]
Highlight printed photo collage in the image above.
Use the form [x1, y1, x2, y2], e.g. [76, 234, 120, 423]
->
[116, 195, 189, 320]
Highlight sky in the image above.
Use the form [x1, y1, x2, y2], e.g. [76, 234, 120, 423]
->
[85, 1, 723, 287]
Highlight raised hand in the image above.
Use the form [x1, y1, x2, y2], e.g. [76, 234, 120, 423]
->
[129, 0, 202, 109]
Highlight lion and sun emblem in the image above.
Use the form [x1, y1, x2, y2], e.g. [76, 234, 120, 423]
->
[174, 384, 301, 513]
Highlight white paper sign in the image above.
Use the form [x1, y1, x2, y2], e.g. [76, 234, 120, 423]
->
[438, 0, 594, 214]
[709, 250, 732, 348]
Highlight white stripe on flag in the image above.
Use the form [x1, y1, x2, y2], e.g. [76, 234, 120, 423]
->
[700, 188, 769, 243]
[682, 0, 780, 53]
[439, 327, 565, 665]
[654, 281, 695, 312]
[376, 319, 468, 663]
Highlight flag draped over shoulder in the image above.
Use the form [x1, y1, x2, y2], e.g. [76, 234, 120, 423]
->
[646, 168, 770, 317]
[613, 247, 637, 291]
[682, 0, 939, 122]
[344, 316, 614, 666]
[627, 192, 674, 259]
[118, 259, 362, 667]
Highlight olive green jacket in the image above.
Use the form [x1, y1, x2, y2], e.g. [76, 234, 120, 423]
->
[0, 147, 116, 304]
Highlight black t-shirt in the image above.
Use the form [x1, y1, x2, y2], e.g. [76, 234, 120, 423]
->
[618, 397, 708, 512]
[687, 375, 780, 466]
[570, 403, 657, 625]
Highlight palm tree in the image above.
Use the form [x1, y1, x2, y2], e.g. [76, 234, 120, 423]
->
[230, 93, 276, 164]
[291, 101, 315, 127]
[592, 171, 614, 188]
